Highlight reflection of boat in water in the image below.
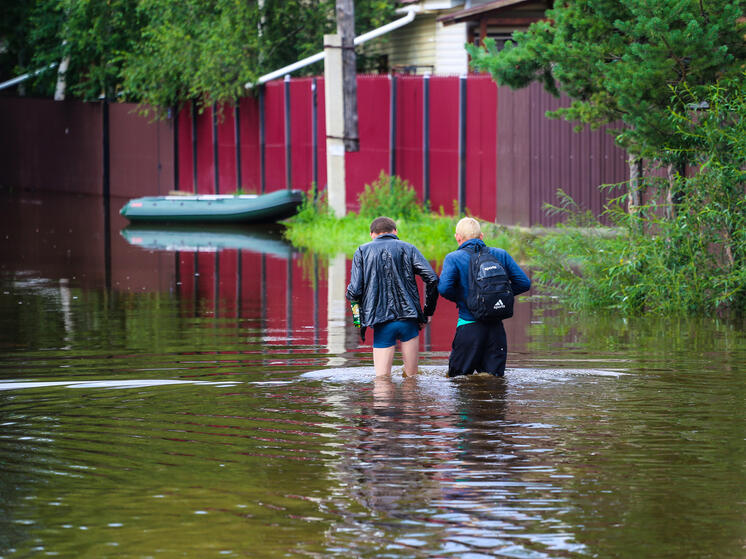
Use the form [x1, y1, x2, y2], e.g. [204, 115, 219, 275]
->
[119, 189, 304, 223]
[120, 223, 294, 258]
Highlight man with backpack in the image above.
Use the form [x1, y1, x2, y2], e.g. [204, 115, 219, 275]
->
[438, 217, 531, 377]
[346, 216, 439, 378]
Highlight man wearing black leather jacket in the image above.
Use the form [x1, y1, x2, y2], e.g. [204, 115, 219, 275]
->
[346, 217, 439, 378]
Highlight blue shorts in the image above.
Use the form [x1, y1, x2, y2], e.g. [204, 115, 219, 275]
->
[373, 319, 420, 348]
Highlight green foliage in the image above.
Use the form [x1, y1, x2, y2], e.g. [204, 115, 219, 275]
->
[467, 0, 746, 161]
[120, 0, 261, 111]
[5, 0, 397, 110]
[356, 172, 426, 221]
[27, 0, 142, 100]
[663, 74, 746, 311]
[289, 184, 333, 224]
[467, 2, 745, 316]
[528, 73, 746, 315]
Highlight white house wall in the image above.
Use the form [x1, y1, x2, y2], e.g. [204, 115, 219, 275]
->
[434, 21, 468, 75]
[385, 14, 437, 72]
[366, 13, 469, 75]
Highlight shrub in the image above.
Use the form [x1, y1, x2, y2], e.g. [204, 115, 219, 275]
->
[290, 184, 331, 223]
[357, 172, 426, 220]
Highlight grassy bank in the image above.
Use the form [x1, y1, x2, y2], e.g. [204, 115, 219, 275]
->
[283, 210, 533, 264]
[282, 174, 531, 265]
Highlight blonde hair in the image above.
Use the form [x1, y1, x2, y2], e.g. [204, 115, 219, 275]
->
[455, 217, 481, 240]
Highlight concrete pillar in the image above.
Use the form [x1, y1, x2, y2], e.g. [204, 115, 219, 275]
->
[324, 34, 346, 217]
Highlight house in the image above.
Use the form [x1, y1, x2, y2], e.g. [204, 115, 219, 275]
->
[369, 0, 552, 75]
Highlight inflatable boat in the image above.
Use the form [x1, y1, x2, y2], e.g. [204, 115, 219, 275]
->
[120, 189, 304, 223]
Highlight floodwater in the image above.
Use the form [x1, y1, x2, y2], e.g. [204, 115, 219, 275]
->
[1, 192, 745, 558]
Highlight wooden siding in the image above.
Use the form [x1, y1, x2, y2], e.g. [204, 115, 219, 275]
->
[383, 14, 437, 72]
[434, 21, 468, 74]
[366, 9, 469, 75]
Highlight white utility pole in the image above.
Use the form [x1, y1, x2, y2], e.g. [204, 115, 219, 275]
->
[324, 34, 347, 217]
[324, 0, 360, 217]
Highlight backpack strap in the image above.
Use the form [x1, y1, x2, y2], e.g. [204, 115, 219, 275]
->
[465, 241, 482, 255]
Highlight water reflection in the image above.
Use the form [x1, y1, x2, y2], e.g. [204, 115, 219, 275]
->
[1, 192, 746, 558]
[303, 369, 587, 557]
[0, 192, 533, 358]
[121, 224, 295, 257]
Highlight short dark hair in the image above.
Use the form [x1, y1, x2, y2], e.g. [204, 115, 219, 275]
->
[370, 216, 397, 235]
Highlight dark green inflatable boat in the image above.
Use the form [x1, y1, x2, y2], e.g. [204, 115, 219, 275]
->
[120, 189, 304, 223]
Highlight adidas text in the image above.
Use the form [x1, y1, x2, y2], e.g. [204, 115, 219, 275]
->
[493, 299, 505, 309]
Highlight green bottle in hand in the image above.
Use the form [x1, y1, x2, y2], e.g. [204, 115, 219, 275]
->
[350, 301, 361, 328]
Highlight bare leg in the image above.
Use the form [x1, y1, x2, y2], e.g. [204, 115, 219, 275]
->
[372, 374, 395, 403]
[373, 346, 396, 378]
[400, 335, 420, 377]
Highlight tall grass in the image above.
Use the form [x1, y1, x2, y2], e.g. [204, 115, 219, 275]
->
[283, 173, 529, 265]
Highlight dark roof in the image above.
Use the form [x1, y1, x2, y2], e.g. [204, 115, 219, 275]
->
[437, 0, 545, 25]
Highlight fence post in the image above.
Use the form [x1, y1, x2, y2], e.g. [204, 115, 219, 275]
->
[458, 74, 467, 214]
[102, 99, 110, 200]
[324, 33, 347, 217]
[191, 102, 198, 193]
[284, 74, 292, 190]
[259, 85, 266, 194]
[212, 103, 219, 194]
[389, 74, 397, 181]
[235, 103, 242, 191]
[423, 74, 430, 206]
[312, 78, 318, 198]
[173, 106, 179, 191]
[102, 98, 111, 290]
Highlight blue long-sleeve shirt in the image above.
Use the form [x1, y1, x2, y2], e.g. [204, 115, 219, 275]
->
[438, 238, 531, 322]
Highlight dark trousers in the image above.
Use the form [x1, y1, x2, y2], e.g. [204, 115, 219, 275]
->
[447, 321, 507, 377]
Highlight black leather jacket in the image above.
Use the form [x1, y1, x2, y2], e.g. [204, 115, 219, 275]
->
[345, 233, 439, 328]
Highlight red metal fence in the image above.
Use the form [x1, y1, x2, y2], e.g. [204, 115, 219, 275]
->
[1, 75, 629, 226]
[0, 97, 174, 199]
[174, 74, 627, 225]
[175, 74, 503, 221]
[496, 83, 630, 226]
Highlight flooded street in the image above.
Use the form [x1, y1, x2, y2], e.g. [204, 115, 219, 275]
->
[1, 192, 745, 558]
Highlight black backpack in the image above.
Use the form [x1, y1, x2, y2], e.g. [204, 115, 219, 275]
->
[466, 246, 514, 321]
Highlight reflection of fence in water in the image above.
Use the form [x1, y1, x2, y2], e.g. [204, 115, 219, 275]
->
[176, 253, 532, 355]
[121, 225, 533, 355]
[175, 247, 326, 348]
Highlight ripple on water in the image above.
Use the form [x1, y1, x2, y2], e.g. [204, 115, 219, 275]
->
[300, 365, 628, 384]
[0, 379, 241, 391]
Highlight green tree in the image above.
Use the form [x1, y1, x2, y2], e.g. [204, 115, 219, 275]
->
[27, 0, 142, 100]
[122, 0, 395, 111]
[8, 0, 396, 110]
[467, 0, 746, 163]
[120, 0, 262, 111]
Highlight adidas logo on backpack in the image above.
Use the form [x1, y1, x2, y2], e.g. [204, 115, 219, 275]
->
[466, 246, 514, 321]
